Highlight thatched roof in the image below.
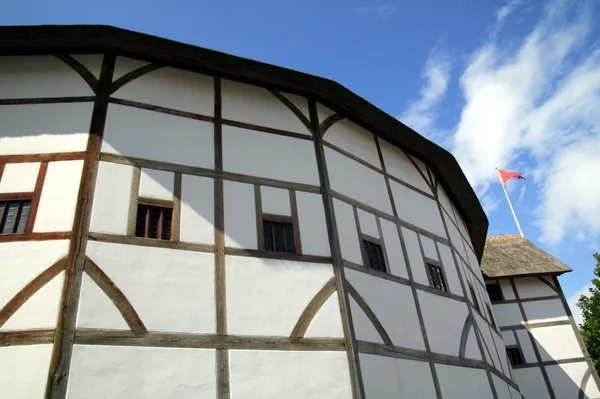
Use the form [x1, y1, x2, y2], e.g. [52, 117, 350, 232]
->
[481, 235, 572, 278]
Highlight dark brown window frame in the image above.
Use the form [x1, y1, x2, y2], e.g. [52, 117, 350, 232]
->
[262, 214, 297, 254]
[486, 281, 504, 303]
[0, 198, 32, 234]
[426, 261, 448, 292]
[506, 346, 525, 366]
[361, 235, 387, 273]
[134, 197, 174, 241]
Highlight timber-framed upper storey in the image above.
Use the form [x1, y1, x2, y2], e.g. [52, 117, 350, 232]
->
[0, 24, 488, 261]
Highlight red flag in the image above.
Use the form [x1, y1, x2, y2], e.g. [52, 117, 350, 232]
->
[498, 170, 525, 183]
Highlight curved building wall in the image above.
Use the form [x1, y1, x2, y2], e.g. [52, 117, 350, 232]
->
[0, 53, 518, 399]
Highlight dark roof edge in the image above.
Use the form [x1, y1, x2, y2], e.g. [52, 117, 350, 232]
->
[483, 270, 572, 280]
[0, 24, 489, 259]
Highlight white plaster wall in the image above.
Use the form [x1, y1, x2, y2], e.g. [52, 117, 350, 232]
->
[1, 271, 64, 331]
[531, 325, 584, 361]
[296, 191, 330, 257]
[475, 313, 501, 369]
[516, 329, 538, 363]
[380, 139, 432, 194]
[113, 57, 150, 80]
[229, 350, 351, 399]
[411, 156, 431, 185]
[334, 199, 362, 264]
[226, 255, 337, 336]
[0, 344, 53, 399]
[418, 290, 469, 356]
[86, 241, 215, 333]
[348, 296, 384, 343]
[261, 186, 291, 216]
[465, 327, 482, 360]
[112, 67, 214, 116]
[0, 55, 94, 98]
[493, 304, 523, 327]
[509, 386, 522, 399]
[223, 125, 319, 184]
[546, 362, 599, 399]
[68, 345, 216, 399]
[89, 162, 133, 235]
[465, 244, 485, 281]
[359, 353, 437, 399]
[224, 181, 256, 249]
[180, 174, 214, 245]
[71, 54, 103, 79]
[492, 375, 511, 399]
[380, 219, 408, 279]
[437, 185, 456, 226]
[103, 104, 214, 168]
[345, 268, 425, 349]
[437, 243, 463, 296]
[435, 364, 494, 399]
[443, 210, 467, 261]
[401, 228, 429, 286]
[513, 368, 552, 399]
[522, 298, 568, 323]
[0, 162, 40, 193]
[391, 179, 445, 236]
[139, 168, 174, 200]
[500, 279, 516, 300]
[502, 331, 517, 346]
[324, 119, 381, 167]
[326, 147, 393, 214]
[281, 92, 310, 121]
[514, 277, 557, 299]
[316, 103, 336, 126]
[222, 79, 311, 135]
[420, 235, 438, 261]
[357, 209, 378, 238]
[304, 293, 344, 338]
[34, 160, 84, 232]
[492, 329, 512, 375]
[77, 273, 129, 330]
[0, 103, 91, 155]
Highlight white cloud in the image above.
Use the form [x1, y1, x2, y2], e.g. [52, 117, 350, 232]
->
[353, 3, 397, 18]
[496, 0, 522, 27]
[567, 282, 592, 326]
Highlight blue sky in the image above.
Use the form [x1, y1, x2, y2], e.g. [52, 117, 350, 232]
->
[3, 0, 599, 320]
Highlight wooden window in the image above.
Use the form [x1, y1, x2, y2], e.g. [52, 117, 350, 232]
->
[0, 200, 31, 234]
[486, 282, 504, 302]
[263, 219, 295, 253]
[363, 240, 386, 272]
[469, 283, 480, 312]
[506, 346, 524, 366]
[486, 304, 496, 327]
[135, 204, 172, 240]
[427, 263, 447, 292]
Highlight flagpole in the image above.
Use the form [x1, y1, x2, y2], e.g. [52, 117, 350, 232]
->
[496, 168, 525, 238]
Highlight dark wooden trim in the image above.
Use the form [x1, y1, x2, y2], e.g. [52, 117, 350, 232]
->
[493, 295, 560, 305]
[0, 231, 71, 243]
[511, 356, 590, 370]
[99, 153, 322, 194]
[361, 233, 381, 246]
[0, 152, 86, 164]
[171, 173, 182, 241]
[54, 54, 99, 93]
[343, 259, 411, 286]
[217, 349, 230, 398]
[0, 329, 55, 347]
[109, 97, 214, 122]
[25, 161, 48, 232]
[84, 258, 147, 333]
[268, 89, 313, 134]
[137, 197, 174, 209]
[110, 64, 164, 94]
[73, 329, 345, 350]
[290, 277, 337, 338]
[324, 141, 382, 174]
[46, 52, 116, 399]
[346, 283, 392, 346]
[499, 319, 572, 331]
[126, 166, 141, 236]
[88, 232, 214, 253]
[222, 118, 313, 141]
[0, 258, 65, 327]
[262, 213, 292, 224]
[536, 276, 560, 294]
[579, 369, 592, 399]
[0, 191, 34, 201]
[0, 96, 95, 105]
[0, 163, 4, 182]
[405, 152, 434, 192]
[319, 113, 344, 137]
[225, 247, 331, 263]
[459, 315, 473, 358]
[289, 190, 302, 255]
[414, 281, 467, 302]
[254, 185, 264, 250]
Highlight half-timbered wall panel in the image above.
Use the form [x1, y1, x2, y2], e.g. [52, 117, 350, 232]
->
[67, 345, 217, 399]
[380, 219, 408, 279]
[222, 125, 319, 185]
[334, 198, 363, 264]
[435, 364, 494, 399]
[513, 368, 551, 399]
[89, 161, 133, 235]
[113, 57, 151, 80]
[76, 273, 130, 330]
[112, 64, 214, 116]
[71, 54, 103, 78]
[380, 139, 432, 194]
[357, 209, 378, 238]
[261, 186, 291, 216]
[296, 191, 330, 257]
[492, 375, 512, 399]
[221, 79, 311, 136]
[225, 255, 339, 336]
[349, 297, 384, 344]
[514, 277, 557, 299]
[474, 313, 501, 368]
[437, 243, 464, 296]
[401, 227, 429, 286]
[531, 325, 584, 361]
[0, 103, 92, 155]
[442, 210, 468, 260]
[0, 55, 94, 98]
[85, 241, 216, 333]
[139, 168, 174, 200]
[0, 162, 40, 193]
[360, 353, 437, 398]
[390, 179, 444, 236]
[516, 329, 538, 363]
[180, 174, 214, 245]
[33, 160, 84, 232]
[418, 290, 469, 357]
[229, 350, 352, 398]
[420, 235, 438, 261]
[326, 147, 392, 214]
[324, 119, 381, 167]
[345, 268, 425, 350]
[0, 344, 53, 399]
[304, 293, 344, 338]
[546, 362, 600, 398]
[522, 298, 568, 322]
[103, 104, 214, 168]
[223, 180, 256, 249]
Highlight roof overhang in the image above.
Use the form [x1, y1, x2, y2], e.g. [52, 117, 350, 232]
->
[0, 24, 489, 260]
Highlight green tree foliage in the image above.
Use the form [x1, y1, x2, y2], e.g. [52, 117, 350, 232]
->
[577, 252, 600, 373]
